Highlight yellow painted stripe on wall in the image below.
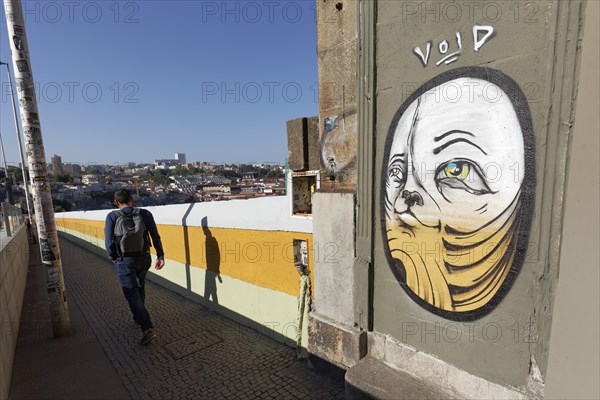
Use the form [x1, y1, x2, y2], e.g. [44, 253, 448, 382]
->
[58, 218, 105, 239]
[56, 217, 314, 297]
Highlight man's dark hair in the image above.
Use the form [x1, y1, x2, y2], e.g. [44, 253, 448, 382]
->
[114, 189, 133, 205]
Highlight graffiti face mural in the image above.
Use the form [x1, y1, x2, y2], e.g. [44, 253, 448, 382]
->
[382, 68, 534, 320]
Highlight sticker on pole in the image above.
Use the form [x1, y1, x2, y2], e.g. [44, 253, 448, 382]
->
[13, 25, 24, 35]
[20, 96, 34, 110]
[16, 60, 30, 72]
[41, 239, 57, 262]
[13, 35, 23, 50]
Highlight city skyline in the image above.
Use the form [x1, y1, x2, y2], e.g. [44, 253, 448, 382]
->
[31, 152, 286, 168]
[0, 1, 318, 165]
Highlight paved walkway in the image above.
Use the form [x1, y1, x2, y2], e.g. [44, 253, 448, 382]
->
[9, 239, 345, 400]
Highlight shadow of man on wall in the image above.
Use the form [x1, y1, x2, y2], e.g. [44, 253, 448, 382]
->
[202, 216, 221, 304]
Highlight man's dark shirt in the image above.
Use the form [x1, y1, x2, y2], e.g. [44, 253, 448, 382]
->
[105, 206, 165, 261]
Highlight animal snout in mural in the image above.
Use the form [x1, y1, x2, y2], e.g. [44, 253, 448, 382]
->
[382, 67, 535, 320]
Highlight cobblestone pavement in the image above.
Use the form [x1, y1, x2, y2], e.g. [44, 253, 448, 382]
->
[59, 239, 345, 400]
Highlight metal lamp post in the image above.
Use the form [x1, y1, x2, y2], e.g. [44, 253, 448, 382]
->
[1, 61, 32, 220]
[3, 0, 71, 336]
[0, 127, 14, 204]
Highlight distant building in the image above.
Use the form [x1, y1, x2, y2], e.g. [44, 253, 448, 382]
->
[242, 172, 258, 181]
[171, 175, 231, 194]
[51, 154, 63, 173]
[154, 159, 177, 168]
[84, 164, 106, 174]
[82, 174, 100, 185]
[185, 161, 209, 170]
[63, 163, 82, 175]
[175, 153, 186, 164]
[154, 152, 186, 168]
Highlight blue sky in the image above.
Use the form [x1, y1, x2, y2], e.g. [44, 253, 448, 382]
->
[0, 1, 318, 165]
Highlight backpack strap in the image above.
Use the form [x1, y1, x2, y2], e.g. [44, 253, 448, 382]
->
[131, 208, 150, 251]
[113, 209, 125, 259]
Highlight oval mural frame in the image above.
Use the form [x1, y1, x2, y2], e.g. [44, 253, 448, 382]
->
[380, 66, 536, 321]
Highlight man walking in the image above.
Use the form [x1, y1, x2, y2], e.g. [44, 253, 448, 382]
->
[105, 189, 165, 345]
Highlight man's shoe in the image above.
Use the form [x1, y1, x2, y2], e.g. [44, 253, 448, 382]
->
[140, 328, 157, 346]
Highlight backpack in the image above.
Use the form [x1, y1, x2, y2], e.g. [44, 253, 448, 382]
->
[113, 208, 148, 257]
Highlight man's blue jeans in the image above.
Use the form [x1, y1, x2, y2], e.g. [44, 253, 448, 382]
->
[115, 254, 153, 332]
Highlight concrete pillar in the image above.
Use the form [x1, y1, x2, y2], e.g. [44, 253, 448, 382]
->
[545, 2, 600, 398]
[308, 192, 366, 371]
[307, 0, 366, 373]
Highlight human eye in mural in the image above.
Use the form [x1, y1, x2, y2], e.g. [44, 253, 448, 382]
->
[382, 67, 535, 320]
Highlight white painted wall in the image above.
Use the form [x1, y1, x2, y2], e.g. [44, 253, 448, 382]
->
[56, 196, 313, 348]
[57, 196, 312, 233]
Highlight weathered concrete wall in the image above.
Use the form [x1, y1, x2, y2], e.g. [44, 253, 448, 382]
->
[545, 1, 600, 398]
[306, 1, 593, 396]
[307, 0, 365, 373]
[0, 228, 29, 400]
[317, 0, 358, 190]
[287, 116, 320, 172]
[55, 197, 314, 347]
[370, 0, 586, 396]
[312, 192, 355, 326]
